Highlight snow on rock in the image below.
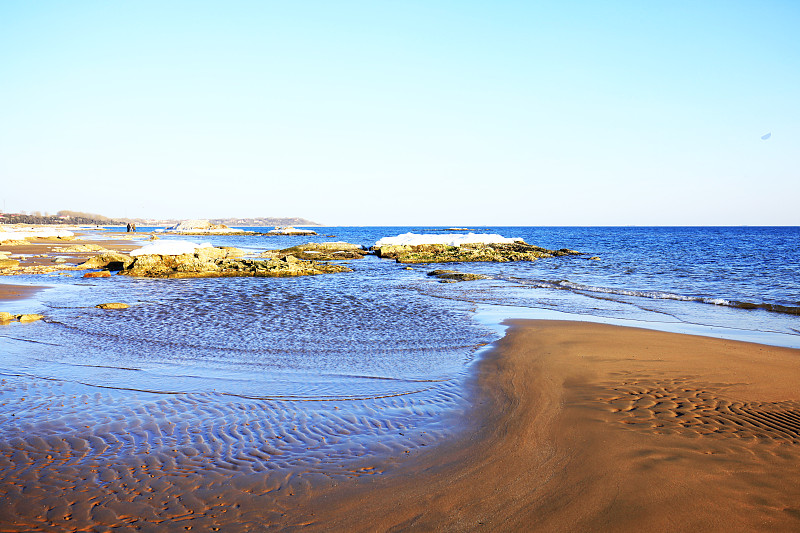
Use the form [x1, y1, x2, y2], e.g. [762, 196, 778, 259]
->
[374, 233, 523, 247]
[130, 240, 212, 256]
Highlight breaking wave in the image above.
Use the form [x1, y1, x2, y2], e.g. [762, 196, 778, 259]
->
[507, 278, 800, 316]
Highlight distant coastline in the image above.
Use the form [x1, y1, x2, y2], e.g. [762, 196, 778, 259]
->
[0, 212, 322, 227]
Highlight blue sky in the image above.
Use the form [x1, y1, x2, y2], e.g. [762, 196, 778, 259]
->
[1, 1, 798, 225]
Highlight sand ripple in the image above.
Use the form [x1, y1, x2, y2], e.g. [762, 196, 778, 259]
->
[603, 378, 800, 444]
[0, 374, 470, 531]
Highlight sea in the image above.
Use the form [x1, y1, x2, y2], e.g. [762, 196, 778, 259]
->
[1, 226, 799, 492]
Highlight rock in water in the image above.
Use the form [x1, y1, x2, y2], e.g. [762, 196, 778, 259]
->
[166, 220, 246, 235]
[17, 314, 44, 323]
[83, 271, 112, 278]
[427, 269, 490, 282]
[96, 303, 130, 310]
[373, 242, 581, 264]
[116, 247, 351, 278]
[265, 226, 318, 236]
[259, 242, 367, 261]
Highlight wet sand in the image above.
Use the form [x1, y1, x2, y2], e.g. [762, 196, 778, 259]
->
[0, 231, 140, 269]
[0, 283, 47, 301]
[287, 320, 800, 531]
[2, 320, 800, 531]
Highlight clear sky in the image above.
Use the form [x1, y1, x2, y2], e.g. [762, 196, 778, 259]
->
[1, 1, 798, 225]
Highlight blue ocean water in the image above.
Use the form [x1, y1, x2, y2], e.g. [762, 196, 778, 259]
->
[8, 225, 798, 394]
[1, 225, 798, 493]
[149, 225, 800, 337]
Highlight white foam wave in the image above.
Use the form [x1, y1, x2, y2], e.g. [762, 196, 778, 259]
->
[514, 278, 737, 306]
[375, 232, 523, 247]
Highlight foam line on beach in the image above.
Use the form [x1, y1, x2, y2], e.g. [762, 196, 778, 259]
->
[504, 276, 800, 316]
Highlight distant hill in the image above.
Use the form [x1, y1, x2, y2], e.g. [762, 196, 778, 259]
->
[0, 211, 125, 225]
[1, 211, 322, 227]
[209, 217, 322, 227]
[125, 217, 322, 227]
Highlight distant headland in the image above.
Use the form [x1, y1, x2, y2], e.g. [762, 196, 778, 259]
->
[0, 210, 322, 227]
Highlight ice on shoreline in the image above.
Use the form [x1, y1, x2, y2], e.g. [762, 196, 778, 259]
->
[374, 232, 523, 247]
[0, 227, 75, 242]
[130, 240, 212, 256]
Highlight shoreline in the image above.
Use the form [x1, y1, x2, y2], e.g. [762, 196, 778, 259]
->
[1, 317, 800, 529]
[280, 320, 800, 531]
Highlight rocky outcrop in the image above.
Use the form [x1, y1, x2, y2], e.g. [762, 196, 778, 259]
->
[427, 269, 490, 282]
[80, 247, 351, 278]
[165, 219, 246, 235]
[259, 242, 367, 261]
[78, 252, 135, 270]
[265, 226, 318, 236]
[373, 242, 581, 264]
[170, 220, 221, 231]
[160, 221, 318, 236]
[126, 255, 350, 278]
[0, 259, 20, 269]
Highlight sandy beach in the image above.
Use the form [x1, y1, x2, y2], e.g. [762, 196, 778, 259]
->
[281, 320, 800, 531]
[0, 231, 138, 267]
[2, 312, 799, 530]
